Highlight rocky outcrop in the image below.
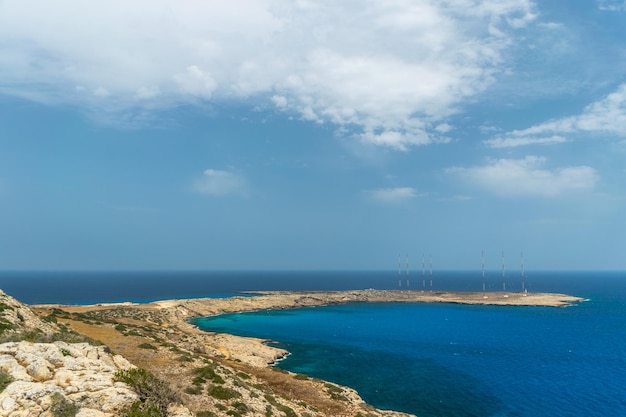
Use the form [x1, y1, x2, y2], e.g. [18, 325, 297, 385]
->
[0, 290, 195, 417]
[0, 341, 137, 416]
[0, 290, 58, 339]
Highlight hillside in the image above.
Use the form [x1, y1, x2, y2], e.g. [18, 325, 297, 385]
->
[1, 289, 413, 417]
[1, 287, 581, 416]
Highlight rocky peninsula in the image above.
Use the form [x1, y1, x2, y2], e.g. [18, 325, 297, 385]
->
[0, 289, 581, 416]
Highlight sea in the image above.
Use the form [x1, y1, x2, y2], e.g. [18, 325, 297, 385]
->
[0, 270, 624, 417]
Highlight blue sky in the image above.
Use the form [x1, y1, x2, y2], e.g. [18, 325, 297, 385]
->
[0, 0, 625, 271]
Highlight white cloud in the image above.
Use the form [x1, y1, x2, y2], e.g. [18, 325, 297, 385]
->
[435, 123, 453, 133]
[447, 156, 599, 197]
[271, 95, 288, 109]
[173, 65, 217, 98]
[192, 169, 246, 197]
[597, 0, 626, 11]
[0, 0, 536, 147]
[489, 84, 626, 147]
[366, 187, 420, 203]
[484, 135, 567, 148]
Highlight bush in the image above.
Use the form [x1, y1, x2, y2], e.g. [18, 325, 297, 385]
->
[114, 368, 180, 416]
[231, 401, 251, 414]
[276, 405, 297, 417]
[193, 364, 225, 384]
[138, 343, 157, 350]
[0, 318, 14, 334]
[207, 385, 241, 401]
[124, 400, 164, 417]
[185, 386, 202, 395]
[0, 370, 14, 393]
[50, 392, 79, 417]
[197, 411, 218, 417]
[0, 303, 14, 312]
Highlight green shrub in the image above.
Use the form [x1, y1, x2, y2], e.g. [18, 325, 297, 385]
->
[193, 365, 225, 384]
[123, 400, 164, 417]
[276, 404, 297, 417]
[23, 329, 45, 342]
[185, 386, 202, 395]
[231, 401, 250, 414]
[207, 385, 241, 401]
[197, 411, 218, 417]
[50, 392, 79, 417]
[0, 303, 14, 312]
[114, 368, 180, 416]
[138, 343, 157, 350]
[0, 318, 14, 334]
[0, 370, 14, 393]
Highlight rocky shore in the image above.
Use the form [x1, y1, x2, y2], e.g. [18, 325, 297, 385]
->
[1, 289, 582, 416]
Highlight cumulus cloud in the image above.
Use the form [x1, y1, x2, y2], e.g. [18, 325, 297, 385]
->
[486, 83, 626, 147]
[366, 187, 420, 203]
[192, 169, 247, 197]
[447, 156, 598, 197]
[0, 0, 536, 148]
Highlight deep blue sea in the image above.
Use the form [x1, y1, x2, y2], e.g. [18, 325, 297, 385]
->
[0, 270, 624, 417]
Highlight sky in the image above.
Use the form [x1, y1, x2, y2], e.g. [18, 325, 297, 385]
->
[0, 0, 625, 271]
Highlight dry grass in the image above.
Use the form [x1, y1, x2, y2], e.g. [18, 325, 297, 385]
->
[231, 362, 356, 416]
[31, 299, 414, 417]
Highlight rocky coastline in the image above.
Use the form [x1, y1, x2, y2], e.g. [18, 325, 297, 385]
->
[1, 289, 582, 416]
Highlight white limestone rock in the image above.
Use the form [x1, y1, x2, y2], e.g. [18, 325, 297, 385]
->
[0, 342, 139, 416]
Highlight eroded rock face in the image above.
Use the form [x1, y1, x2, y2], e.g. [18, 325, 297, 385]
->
[0, 341, 137, 416]
[0, 290, 59, 338]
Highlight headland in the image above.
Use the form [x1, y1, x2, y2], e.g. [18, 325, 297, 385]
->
[29, 290, 582, 416]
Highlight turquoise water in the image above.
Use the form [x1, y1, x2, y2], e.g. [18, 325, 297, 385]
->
[1, 270, 624, 416]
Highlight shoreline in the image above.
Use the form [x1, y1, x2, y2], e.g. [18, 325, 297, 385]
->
[37, 288, 584, 310]
[34, 289, 583, 367]
[30, 289, 584, 417]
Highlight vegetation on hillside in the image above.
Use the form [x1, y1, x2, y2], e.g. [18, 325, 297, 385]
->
[114, 368, 181, 417]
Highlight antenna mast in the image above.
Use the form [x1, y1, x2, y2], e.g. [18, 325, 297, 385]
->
[482, 250, 486, 297]
[480, 250, 485, 295]
[398, 254, 402, 290]
[521, 251, 526, 295]
[422, 254, 425, 291]
[429, 255, 433, 291]
[502, 251, 506, 291]
[406, 253, 410, 290]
